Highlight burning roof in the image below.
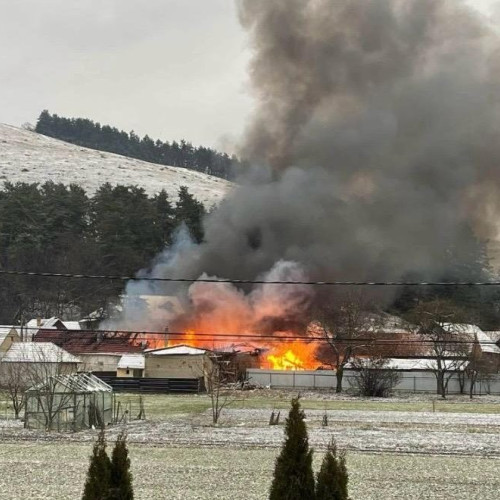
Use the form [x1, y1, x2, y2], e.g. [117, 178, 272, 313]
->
[34, 330, 143, 356]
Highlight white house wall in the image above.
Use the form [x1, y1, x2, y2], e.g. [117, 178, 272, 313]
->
[77, 354, 121, 373]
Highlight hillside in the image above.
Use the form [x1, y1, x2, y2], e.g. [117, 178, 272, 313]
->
[0, 124, 233, 206]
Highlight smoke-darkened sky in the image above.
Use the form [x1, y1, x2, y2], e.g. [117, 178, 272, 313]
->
[0, 0, 497, 151]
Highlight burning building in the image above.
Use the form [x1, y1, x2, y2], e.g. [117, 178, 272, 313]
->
[104, 1, 500, 372]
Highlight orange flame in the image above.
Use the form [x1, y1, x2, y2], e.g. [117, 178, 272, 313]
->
[137, 323, 321, 371]
[265, 341, 320, 370]
[168, 329, 202, 348]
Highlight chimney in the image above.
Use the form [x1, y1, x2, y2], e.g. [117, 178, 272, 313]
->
[36, 317, 42, 327]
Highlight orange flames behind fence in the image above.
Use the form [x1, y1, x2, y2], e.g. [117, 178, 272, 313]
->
[265, 341, 321, 370]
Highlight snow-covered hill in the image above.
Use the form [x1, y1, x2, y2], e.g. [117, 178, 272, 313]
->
[0, 124, 233, 206]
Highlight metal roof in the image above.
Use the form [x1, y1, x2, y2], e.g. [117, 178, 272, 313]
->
[147, 344, 207, 356]
[2, 342, 80, 363]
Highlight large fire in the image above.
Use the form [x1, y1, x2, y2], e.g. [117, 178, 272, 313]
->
[138, 288, 322, 369]
[141, 328, 321, 371]
[265, 341, 320, 370]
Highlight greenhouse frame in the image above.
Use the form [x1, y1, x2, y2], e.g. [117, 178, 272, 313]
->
[25, 372, 113, 431]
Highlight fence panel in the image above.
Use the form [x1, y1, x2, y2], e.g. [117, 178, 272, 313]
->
[247, 369, 500, 395]
[96, 376, 202, 394]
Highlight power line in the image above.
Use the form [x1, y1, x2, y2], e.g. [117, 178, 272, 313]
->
[1, 269, 500, 286]
[27, 328, 500, 346]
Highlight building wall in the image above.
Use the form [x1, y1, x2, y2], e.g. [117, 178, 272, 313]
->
[0, 362, 78, 385]
[116, 367, 143, 378]
[145, 354, 207, 379]
[246, 369, 500, 395]
[78, 354, 121, 373]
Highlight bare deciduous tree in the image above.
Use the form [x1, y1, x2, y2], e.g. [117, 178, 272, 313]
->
[205, 353, 239, 425]
[314, 291, 377, 393]
[1, 343, 78, 429]
[0, 361, 29, 418]
[406, 300, 472, 399]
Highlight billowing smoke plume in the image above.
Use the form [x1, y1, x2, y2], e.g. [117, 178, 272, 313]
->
[108, 0, 500, 333]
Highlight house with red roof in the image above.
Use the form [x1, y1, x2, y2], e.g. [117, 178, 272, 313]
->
[34, 329, 143, 375]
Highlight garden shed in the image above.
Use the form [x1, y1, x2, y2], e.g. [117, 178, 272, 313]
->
[144, 344, 215, 390]
[25, 372, 113, 431]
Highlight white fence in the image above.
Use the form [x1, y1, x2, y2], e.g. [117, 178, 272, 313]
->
[246, 369, 500, 395]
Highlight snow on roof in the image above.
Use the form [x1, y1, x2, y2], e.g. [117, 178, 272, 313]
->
[485, 331, 500, 344]
[27, 372, 112, 393]
[27, 317, 61, 329]
[441, 324, 500, 355]
[441, 323, 482, 336]
[117, 354, 145, 370]
[364, 313, 415, 333]
[346, 358, 467, 371]
[476, 330, 500, 354]
[26, 317, 63, 337]
[25, 318, 79, 332]
[2, 342, 80, 364]
[147, 344, 207, 356]
[62, 321, 81, 330]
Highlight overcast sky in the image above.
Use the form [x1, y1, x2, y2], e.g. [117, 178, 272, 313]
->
[0, 0, 498, 151]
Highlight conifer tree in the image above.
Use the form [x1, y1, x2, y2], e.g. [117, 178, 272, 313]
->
[175, 186, 205, 243]
[269, 397, 315, 500]
[82, 429, 111, 500]
[315, 438, 349, 500]
[109, 431, 134, 500]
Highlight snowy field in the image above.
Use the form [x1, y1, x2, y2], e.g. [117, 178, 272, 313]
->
[0, 123, 233, 206]
[0, 442, 498, 500]
[0, 391, 500, 499]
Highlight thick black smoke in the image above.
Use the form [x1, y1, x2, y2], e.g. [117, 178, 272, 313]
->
[108, 0, 500, 332]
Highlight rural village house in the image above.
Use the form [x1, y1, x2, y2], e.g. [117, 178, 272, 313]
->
[25, 317, 81, 339]
[0, 342, 80, 378]
[144, 345, 214, 388]
[33, 330, 142, 374]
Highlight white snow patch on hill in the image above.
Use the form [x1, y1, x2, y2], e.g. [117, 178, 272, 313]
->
[0, 123, 233, 206]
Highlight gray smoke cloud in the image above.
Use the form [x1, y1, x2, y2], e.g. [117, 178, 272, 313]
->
[107, 0, 500, 333]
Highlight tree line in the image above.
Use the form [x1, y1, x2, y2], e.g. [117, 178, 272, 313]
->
[0, 181, 205, 324]
[35, 110, 243, 180]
